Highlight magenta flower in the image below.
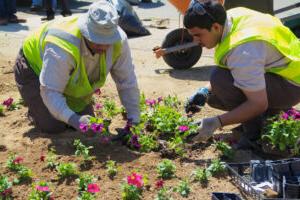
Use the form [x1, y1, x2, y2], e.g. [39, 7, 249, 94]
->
[79, 123, 89, 133]
[145, 99, 156, 107]
[281, 112, 289, 120]
[1, 188, 12, 196]
[95, 103, 103, 110]
[157, 97, 163, 103]
[100, 136, 111, 144]
[130, 135, 141, 149]
[36, 185, 50, 192]
[127, 173, 143, 188]
[91, 123, 104, 133]
[94, 89, 101, 95]
[178, 125, 189, 132]
[155, 179, 164, 189]
[13, 156, 23, 164]
[87, 183, 100, 193]
[2, 98, 13, 107]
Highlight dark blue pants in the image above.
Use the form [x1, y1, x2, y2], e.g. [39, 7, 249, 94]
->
[0, 0, 16, 19]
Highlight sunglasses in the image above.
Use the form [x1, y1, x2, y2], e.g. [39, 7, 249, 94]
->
[190, 1, 216, 22]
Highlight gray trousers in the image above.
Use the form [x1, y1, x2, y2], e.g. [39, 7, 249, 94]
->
[14, 49, 94, 133]
[207, 67, 300, 140]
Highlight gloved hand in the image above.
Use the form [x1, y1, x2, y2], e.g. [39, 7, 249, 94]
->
[191, 116, 222, 142]
[185, 87, 209, 113]
[112, 119, 139, 142]
[67, 114, 92, 131]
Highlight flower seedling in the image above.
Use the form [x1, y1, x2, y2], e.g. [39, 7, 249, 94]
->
[215, 141, 235, 160]
[191, 168, 209, 185]
[155, 187, 173, 200]
[6, 154, 23, 171]
[175, 180, 191, 198]
[121, 172, 144, 200]
[28, 181, 53, 200]
[77, 191, 96, 200]
[56, 163, 77, 178]
[77, 173, 96, 193]
[74, 139, 94, 162]
[103, 98, 121, 119]
[0, 105, 4, 116]
[46, 148, 58, 169]
[105, 160, 118, 178]
[16, 166, 33, 183]
[157, 159, 176, 179]
[0, 176, 12, 199]
[207, 159, 226, 177]
[262, 109, 300, 154]
[2, 98, 22, 111]
[138, 134, 158, 153]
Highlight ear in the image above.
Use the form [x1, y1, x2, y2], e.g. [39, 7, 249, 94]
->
[211, 23, 222, 34]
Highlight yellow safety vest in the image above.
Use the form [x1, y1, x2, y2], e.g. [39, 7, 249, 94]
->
[22, 16, 122, 112]
[215, 7, 300, 85]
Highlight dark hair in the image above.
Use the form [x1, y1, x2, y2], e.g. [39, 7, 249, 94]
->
[184, 1, 226, 31]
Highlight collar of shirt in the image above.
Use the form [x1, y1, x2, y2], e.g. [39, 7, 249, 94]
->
[220, 15, 233, 42]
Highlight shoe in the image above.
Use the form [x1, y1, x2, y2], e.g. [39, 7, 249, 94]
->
[0, 18, 8, 25]
[8, 15, 26, 23]
[30, 5, 42, 12]
[41, 15, 55, 21]
[61, 10, 72, 17]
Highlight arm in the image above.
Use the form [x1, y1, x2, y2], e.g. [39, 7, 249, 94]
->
[110, 38, 140, 123]
[219, 89, 268, 125]
[39, 43, 76, 124]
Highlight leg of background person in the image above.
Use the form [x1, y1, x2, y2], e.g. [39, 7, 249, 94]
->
[30, 0, 43, 11]
[14, 49, 68, 134]
[43, 0, 55, 20]
[61, 0, 72, 16]
[6, 0, 17, 21]
[0, 0, 8, 25]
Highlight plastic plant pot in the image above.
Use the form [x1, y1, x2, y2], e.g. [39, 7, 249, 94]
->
[211, 192, 243, 200]
[250, 160, 270, 183]
[283, 176, 300, 199]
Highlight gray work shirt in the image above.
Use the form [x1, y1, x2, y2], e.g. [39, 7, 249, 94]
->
[220, 15, 291, 92]
[39, 29, 140, 124]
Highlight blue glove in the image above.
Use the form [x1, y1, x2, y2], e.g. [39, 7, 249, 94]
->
[185, 87, 209, 113]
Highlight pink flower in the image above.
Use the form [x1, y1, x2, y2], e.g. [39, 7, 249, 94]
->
[36, 185, 50, 192]
[127, 173, 143, 188]
[95, 103, 103, 110]
[87, 183, 100, 193]
[2, 98, 13, 107]
[13, 156, 23, 164]
[79, 123, 89, 133]
[178, 125, 189, 132]
[155, 179, 164, 189]
[91, 123, 104, 133]
[94, 89, 101, 95]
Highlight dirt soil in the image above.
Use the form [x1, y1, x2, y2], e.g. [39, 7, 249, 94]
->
[0, 6, 265, 200]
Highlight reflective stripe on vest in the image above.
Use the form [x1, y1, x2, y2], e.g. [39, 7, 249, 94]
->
[215, 7, 300, 85]
[22, 16, 122, 112]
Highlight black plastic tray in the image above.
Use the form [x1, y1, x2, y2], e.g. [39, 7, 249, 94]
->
[226, 163, 300, 200]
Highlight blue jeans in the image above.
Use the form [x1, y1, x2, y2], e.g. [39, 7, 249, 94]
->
[32, 0, 43, 7]
[0, 0, 16, 18]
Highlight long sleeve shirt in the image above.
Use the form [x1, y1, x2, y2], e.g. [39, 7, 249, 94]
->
[220, 15, 292, 92]
[39, 29, 140, 124]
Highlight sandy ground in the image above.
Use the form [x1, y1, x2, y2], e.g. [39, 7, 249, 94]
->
[0, 1, 267, 199]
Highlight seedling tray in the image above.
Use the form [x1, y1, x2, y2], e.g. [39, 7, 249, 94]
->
[226, 163, 300, 200]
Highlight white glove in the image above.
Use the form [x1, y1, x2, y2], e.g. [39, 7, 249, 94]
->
[192, 116, 222, 142]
